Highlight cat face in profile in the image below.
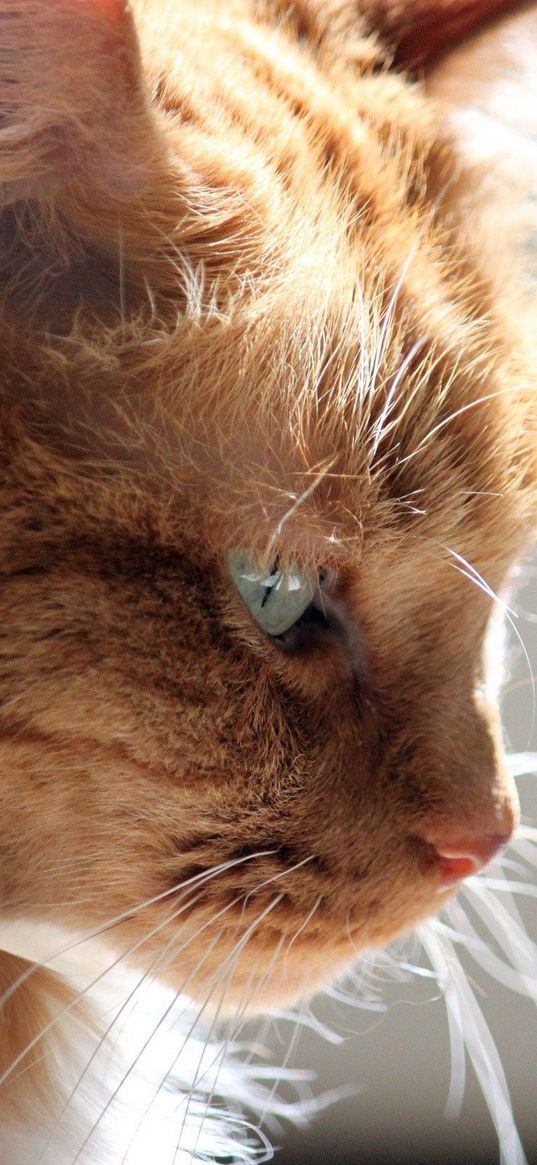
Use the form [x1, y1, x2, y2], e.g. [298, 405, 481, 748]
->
[0, 0, 535, 1021]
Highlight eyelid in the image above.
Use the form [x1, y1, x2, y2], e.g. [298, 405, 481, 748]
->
[270, 590, 333, 649]
[302, 574, 368, 675]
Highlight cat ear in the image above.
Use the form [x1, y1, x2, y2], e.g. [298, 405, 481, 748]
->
[0, 0, 169, 262]
[364, 0, 518, 69]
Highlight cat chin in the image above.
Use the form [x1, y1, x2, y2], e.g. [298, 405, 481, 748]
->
[0, 859, 464, 1014]
[156, 897, 469, 1016]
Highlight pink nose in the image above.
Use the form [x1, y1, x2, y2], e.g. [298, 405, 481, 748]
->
[430, 833, 511, 887]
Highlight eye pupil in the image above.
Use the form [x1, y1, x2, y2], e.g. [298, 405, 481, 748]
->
[260, 564, 279, 608]
[260, 586, 271, 608]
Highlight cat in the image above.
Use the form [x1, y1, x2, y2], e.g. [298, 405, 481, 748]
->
[0, 1, 536, 1163]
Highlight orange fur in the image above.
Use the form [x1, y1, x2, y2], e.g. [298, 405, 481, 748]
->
[0, 0, 535, 1158]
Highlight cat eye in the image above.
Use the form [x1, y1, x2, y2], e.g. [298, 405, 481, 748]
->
[228, 549, 324, 640]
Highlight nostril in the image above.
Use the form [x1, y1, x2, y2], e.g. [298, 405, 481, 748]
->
[436, 852, 481, 886]
[426, 833, 512, 888]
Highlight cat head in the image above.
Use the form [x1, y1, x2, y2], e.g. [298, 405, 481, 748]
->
[0, 0, 535, 1011]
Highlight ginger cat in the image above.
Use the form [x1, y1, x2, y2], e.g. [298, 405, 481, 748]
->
[0, 2, 535, 1163]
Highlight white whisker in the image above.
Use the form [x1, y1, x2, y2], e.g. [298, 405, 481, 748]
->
[419, 920, 527, 1165]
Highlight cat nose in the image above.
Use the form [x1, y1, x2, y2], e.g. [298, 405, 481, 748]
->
[425, 803, 516, 887]
[431, 834, 511, 887]
[424, 824, 512, 885]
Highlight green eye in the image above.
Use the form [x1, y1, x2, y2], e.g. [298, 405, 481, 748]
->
[228, 549, 315, 637]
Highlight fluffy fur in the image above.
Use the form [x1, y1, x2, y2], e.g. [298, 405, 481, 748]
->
[0, 2, 535, 1163]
